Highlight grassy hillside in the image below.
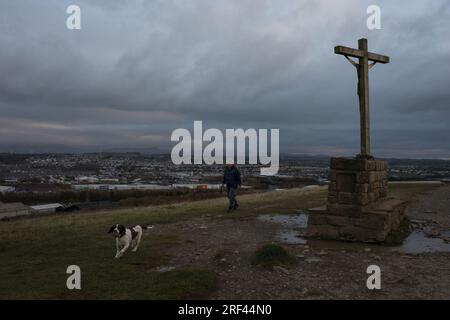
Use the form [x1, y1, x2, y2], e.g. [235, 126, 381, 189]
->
[0, 183, 439, 299]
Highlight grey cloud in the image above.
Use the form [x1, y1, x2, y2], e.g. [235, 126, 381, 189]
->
[0, 0, 449, 157]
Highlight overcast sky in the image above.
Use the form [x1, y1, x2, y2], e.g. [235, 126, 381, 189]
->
[0, 0, 449, 158]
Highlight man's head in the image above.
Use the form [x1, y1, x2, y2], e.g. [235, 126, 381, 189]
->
[226, 159, 235, 167]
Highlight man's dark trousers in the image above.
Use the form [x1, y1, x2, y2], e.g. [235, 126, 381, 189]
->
[226, 185, 238, 209]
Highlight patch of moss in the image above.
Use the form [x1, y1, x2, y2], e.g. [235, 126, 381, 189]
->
[251, 244, 296, 269]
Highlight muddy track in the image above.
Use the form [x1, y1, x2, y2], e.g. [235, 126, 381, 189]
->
[150, 185, 450, 299]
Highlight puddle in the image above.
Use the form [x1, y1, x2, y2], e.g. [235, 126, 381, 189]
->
[258, 213, 309, 245]
[258, 213, 450, 253]
[277, 229, 307, 244]
[155, 266, 176, 272]
[393, 231, 450, 254]
[440, 231, 450, 238]
[257, 213, 309, 228]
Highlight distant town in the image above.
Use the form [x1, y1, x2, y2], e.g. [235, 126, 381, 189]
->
[1, 152, 450, 219]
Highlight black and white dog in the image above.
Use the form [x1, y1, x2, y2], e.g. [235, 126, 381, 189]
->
[108, 224, 153, 259]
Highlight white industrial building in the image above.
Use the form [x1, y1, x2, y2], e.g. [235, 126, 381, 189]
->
[0, 185, 15, 194]
[72, 184, 171, 191]
[30, 203, 64, 215]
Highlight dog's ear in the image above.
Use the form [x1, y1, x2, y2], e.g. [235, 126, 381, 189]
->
[107, 226, 115, 234]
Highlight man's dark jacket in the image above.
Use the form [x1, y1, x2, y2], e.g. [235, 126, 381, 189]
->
[223, 166, 242, 188]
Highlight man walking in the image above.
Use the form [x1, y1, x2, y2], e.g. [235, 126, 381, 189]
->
[222, 160, 242, 212]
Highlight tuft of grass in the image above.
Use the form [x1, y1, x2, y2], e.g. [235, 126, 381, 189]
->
[251, 244, 296, 269]
[151, 268, 218, 299]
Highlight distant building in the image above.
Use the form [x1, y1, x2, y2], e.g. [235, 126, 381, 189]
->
[100, 178, 119, 183]
[0, 202, 31, 220]
[3, 179, 18, 184]
[0, 185, 15, 194]
[30, 203, 64, 215]
[72, 184, 171, 191]
[171, 183, 252, 190]
[76, 176, 99, 183]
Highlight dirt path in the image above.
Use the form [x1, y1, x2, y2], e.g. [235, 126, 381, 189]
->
[406, 184, 450, 238]
[149, 185, 450, 299]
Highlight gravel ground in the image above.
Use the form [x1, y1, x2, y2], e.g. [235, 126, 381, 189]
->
[148, 184, 450, 299]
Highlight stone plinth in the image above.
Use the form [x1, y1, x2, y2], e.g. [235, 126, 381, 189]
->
[307, 157, 407, 243]
[328, 157, 388, 207]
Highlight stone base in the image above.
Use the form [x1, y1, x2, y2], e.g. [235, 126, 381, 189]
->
[307, 198, 407, 243]
[306, 156, 408, 243]
[328, 157, 389, 206]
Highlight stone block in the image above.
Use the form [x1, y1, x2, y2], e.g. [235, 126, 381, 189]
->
[328, 196, 337, 204]
[352, 215, 386, 230]
[337, 226, 367, 241]
[329, 172, 337, 181]
[370, 191, 378, 202]
[356, 171, 375, 184]
[336, 173, 356, 192]
[327, 215, 351, 227]
[355, 193, 370, 206]
[338, 192, 355, 204]
[327, 203, 362, 217]
[376, 161, 388, 171]
[330, 158, 357, 170]
[328, 191, 337, 197]
[355, 183, 370, 193]
[307, 225, 339, 239]
[338, 226, 386, 242]
[328, 182, 337, 192]
[308, 205, 327, 213]
[308, 214, 328, 225]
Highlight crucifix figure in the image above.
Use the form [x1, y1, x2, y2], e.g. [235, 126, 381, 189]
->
[334, 38, 389, 158]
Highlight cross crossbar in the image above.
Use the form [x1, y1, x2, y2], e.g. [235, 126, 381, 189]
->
[334, 46, 390, 64]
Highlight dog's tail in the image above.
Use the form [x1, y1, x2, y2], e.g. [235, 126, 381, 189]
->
[142, 225, 155, 230]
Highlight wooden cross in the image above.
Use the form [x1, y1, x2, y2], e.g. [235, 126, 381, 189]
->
[334, 38, 389, 158]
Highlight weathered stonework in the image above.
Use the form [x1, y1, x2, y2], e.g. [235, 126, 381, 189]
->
[307, 157, 407, 243]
